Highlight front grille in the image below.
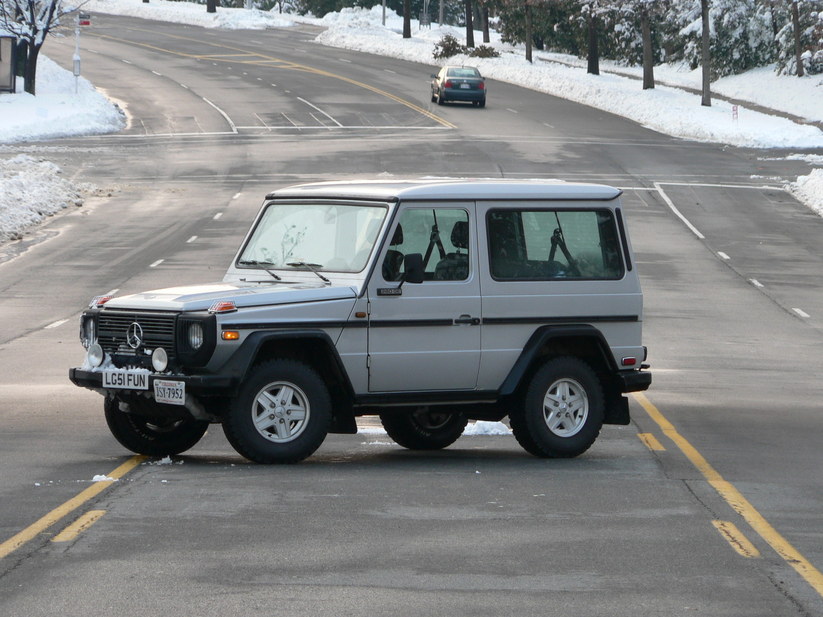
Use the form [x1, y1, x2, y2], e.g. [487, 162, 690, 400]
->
[98, 310, 177, 360]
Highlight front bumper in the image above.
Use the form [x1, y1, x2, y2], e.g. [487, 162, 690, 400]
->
[69, 368, 237, 396]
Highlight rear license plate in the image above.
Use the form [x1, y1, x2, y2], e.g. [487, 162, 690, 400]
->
[103, 370, 149, 390]
[154, 380, 186, 406]
[460, 83, 470, 89]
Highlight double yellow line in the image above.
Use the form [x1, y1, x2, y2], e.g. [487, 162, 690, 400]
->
[92, 28, 455, 129]
[634, 392, 823, 597]
[0, 456, 144, 559]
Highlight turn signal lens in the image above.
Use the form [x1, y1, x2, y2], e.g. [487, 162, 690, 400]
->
[222, 331, 240, 341]
[89, 295, 112, 308]
[209, 300, 237, 314]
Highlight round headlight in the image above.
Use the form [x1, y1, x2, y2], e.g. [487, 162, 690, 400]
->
[151, 347, 169, 372]
[188, 322, 204, 350]
[87, 343, 105, 368]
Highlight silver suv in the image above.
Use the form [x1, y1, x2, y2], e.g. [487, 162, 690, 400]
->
[70, 180, 651, 463]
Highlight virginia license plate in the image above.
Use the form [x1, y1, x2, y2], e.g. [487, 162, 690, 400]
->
[103, 370, 148, 390]
[154, 379, 185, 406]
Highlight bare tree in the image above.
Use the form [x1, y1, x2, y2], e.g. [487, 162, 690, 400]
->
[0, 0, 73, 95]
[403, 0, 411, 38]
[700, 0, 711, 106]
[465, 0, 475, 48]
[790, 0, 804, 77]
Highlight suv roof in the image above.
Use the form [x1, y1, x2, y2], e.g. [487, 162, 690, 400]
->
[266, 179, 622, 203]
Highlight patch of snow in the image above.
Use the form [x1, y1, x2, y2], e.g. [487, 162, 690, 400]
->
[91, 474, 117, 482]
[790, 169, 823, 217]
[463, 421, 512, 436]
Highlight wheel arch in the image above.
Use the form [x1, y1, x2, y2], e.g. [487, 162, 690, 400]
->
[218, 330, 357, 433]
[499, 325, 629, 425]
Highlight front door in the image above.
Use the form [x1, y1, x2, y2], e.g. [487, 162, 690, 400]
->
[367, 203, 481, 392]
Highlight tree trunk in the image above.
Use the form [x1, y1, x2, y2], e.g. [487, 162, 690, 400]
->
[403, 0, 411, 39]
[641, 6, 654, 89]
[465, 0, 475, 48]
[525, 2, 533, 63]
[700, 0, 711, 106]
[24, 44, 39, 95]
[791, 0, 805, 77]
[482, 6, 490, 43]
[587, 12, 599, 76]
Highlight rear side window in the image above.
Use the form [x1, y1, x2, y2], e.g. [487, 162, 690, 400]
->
[487, 209, 624, 280]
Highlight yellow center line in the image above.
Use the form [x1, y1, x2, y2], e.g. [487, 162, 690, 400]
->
[92, 30, 456, 129]
[0, 456, 145, 559]
[633, 392, 823, 597]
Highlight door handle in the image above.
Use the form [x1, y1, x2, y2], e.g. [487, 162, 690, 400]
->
[454, 315, 480, 325]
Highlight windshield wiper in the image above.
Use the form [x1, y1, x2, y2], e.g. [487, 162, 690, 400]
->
[286, 261, 331, 285]
[237, 260, 282, 281]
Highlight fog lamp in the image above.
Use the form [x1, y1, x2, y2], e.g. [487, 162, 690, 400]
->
[87, 343, 105, 368]
[152, 347, 169, 372]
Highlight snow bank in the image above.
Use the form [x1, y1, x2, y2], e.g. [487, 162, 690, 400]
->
[0, 154, 89, 242]
[81, 0, 294, 29]
[0, 56, 125, 144]
[790, 169, 823, 217]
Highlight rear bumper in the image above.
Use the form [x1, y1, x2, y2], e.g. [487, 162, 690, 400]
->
[69, 368, 237, 396]
[618, 369, 652, 393]
[443, 88, 485, 102]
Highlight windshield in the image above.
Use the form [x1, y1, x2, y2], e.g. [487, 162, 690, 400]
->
[238, 201, 388, 273]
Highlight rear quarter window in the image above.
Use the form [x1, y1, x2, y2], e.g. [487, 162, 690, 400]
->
[487, 208, 624, 280]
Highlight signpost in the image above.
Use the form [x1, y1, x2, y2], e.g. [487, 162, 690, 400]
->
[73, 13, 91, 94]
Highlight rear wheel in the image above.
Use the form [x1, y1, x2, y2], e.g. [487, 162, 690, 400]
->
[479, 99, 486, 108]
[104, 398, 208, 457]
[379, 409, 468, 450]
[511, 357, 604, 458]
[223, 359, 331, 464]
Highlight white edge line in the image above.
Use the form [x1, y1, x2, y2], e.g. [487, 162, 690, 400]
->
[45, 319, 69, 330]
[201, 97, 238, 133]
[654, 182, 705, 240]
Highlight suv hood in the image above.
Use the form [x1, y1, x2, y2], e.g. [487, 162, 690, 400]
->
[104, 282, 356, 312]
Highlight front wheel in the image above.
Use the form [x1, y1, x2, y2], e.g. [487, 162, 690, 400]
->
[511, 357, 604, 458]
[379, 409, 468, 450]
[222, 359, 331, 464]
[104, 398, 208, 457]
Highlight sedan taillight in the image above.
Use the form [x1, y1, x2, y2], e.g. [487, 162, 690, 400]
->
[444, 80, 453, 88]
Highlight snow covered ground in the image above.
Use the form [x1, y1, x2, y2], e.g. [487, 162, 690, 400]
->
[0, 0, 821, 243]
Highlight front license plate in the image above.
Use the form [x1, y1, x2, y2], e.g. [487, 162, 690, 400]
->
[103, 370, 149, 390]
[154, 380, 185, 406]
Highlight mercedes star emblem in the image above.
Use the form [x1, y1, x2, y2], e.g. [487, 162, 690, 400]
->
[126, 322, 144, 349]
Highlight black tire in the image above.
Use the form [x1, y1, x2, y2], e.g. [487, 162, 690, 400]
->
[222, 359, 331, 464]
[379, 409, 468, 450]
[511, 357, 604, 458]
[104, 398, 208, 457]
[479, 99, 486, 108]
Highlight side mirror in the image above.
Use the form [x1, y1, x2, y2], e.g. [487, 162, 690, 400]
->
[402, 253, 424, 285]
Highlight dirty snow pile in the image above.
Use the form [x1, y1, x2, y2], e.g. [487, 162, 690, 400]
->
[0, 55, 124, 144]
[0, 154, 89, 242]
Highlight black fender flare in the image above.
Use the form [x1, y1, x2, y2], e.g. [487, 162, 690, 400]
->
[498, 324, 630, 425]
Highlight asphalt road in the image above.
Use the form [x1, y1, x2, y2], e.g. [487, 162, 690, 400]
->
[0, 14, 821, 616]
